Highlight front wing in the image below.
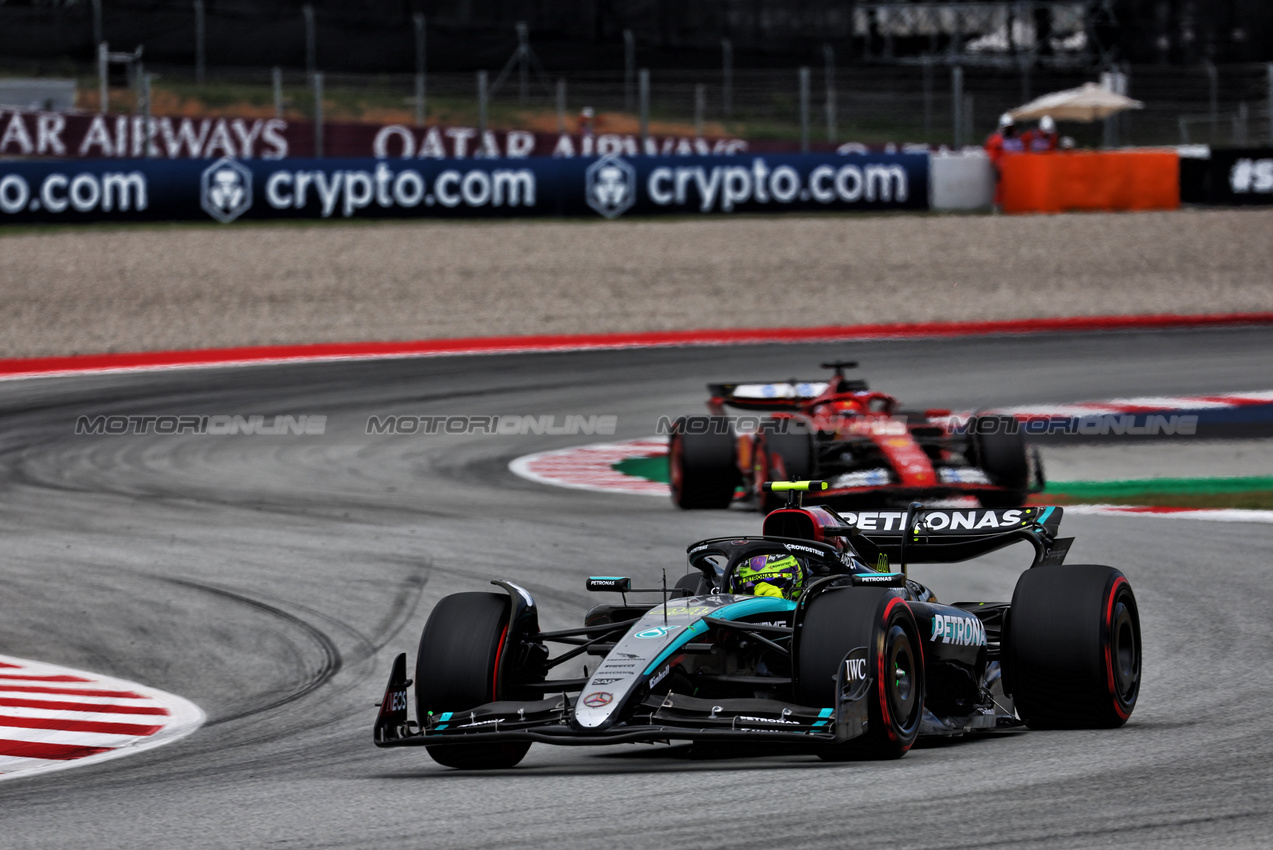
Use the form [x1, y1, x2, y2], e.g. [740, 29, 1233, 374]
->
[373, 648, 873, 749]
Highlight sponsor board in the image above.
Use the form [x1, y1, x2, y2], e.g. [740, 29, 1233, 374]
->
[0, 108, 945, 163]
[0, 152, 929, 225]
[1180, 148, 1273, 206]
[0, 108, 755, 161]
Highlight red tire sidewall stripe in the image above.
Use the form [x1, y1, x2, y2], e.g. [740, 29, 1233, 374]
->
[878, 596, 905, 742]
[491, 623, 510, 701]
[1104, 576, 1132, 720]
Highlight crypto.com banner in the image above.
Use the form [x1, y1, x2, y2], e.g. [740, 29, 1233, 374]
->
[0, 152, 928, 224]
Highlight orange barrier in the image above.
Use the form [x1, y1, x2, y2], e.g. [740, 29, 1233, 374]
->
[1000, 150, 1179, 213]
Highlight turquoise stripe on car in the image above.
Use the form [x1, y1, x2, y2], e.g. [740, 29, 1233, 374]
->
[642, 597, 797, 675]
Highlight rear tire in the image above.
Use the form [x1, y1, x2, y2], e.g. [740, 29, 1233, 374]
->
[415, 592, 532, 769]
[972, 414, 1029, 507]
[758, 428, 816, 512]
[1004, 564, 1141, 728]
[796, 588, 924, 760]
[668, 416, 738, 509]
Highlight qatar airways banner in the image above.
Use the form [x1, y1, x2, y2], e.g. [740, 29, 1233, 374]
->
[0, 152, 927, 225]
[0, 107, 772, 161]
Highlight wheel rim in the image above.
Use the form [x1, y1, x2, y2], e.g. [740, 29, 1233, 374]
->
[885, 624, 918, 723]
[1110, 600, 1139, 701]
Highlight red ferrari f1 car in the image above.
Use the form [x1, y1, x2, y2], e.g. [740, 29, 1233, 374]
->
[668, 361, 1043, 511]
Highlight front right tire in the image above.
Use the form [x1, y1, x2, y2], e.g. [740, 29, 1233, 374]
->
[415, 592, 532, 769]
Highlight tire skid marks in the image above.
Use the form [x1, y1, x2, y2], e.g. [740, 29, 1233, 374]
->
[0, 654, 204, 782]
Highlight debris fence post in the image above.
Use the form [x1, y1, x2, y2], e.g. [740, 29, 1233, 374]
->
[557, 77, 567, 134]
[97, 41, 107, 113]
[1267, 63, 1272, 144]
[141, 73, 153, 157]
[721, 38, 733, 119]
[313, 71, 324, 157]
[694, 83, 705, 139]
[823, 44, 836, 144]
[923, 57, 933, 141]
[194, 0, 206, 85]
[639, 68, 650, 150]
[304, 4, 316, 82]
[516, 21, 529, 106]
[799, 66, 810, 153]
[413, 13, 426, 126]
[273, 66, 284, 119]
[624, 29, 635, 113]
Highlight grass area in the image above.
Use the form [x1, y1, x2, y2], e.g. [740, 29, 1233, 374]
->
[613, 456, 668, 484]
[612, 458, 1273, 510]
[1039, 476, 1273, 510]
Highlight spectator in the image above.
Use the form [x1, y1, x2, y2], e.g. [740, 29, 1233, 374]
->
[579, 106, 595, 137]
[1023, 115, 1059, 152]
[985, 113, 1025, 210]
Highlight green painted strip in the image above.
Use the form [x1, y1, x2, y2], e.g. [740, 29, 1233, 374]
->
[1045, 476, 1273, 497]
[613, 455, 669, 484]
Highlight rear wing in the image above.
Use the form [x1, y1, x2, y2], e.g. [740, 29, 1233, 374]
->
[709, 380, 866, 411]
[709, 381, 828, 411]
[848, 506, 1070, 568]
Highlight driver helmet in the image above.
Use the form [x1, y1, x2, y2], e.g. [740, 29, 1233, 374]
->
[730, 554, 805, 600]
[1039, 115, 1056, 133]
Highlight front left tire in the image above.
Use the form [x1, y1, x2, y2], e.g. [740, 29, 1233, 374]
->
[796, 587, 924, 759]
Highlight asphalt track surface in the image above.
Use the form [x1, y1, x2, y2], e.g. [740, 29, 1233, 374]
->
[1, 326, 1271, 849]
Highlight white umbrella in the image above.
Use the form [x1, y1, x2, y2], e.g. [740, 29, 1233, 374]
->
[1009, 82, 1144, 123]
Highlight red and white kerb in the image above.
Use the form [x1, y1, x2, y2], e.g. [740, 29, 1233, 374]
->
[0, 654, 204, 782]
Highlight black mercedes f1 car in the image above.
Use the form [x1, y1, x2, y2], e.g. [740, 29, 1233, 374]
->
[373, 482, 1140, 768]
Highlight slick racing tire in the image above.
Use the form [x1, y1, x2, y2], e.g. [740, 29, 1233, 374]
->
[757, 427, 815, 513]
[668, 416, 738, 510]
[971, 414, 1029, 507]
[796, 587, 924, 760]
[415, 592, 532, 769]
[1003, 564, 1141, 728]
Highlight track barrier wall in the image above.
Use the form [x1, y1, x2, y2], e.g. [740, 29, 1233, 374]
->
[1179, 148, 1273, 205]
[930, 150, 995, 210]
[999, 150, 1181, 214]
[0, 152, 929, 224]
